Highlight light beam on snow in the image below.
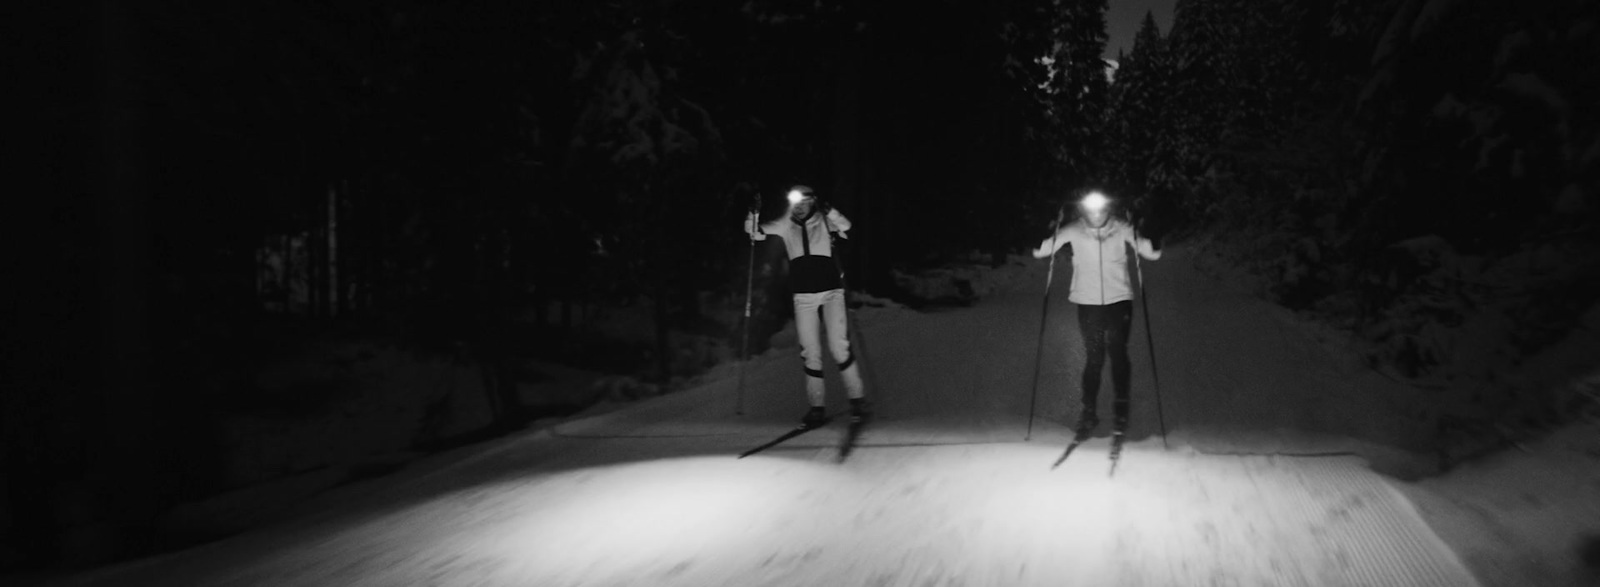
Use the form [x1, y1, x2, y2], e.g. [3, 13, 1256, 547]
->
[486, 456, 852, 584]
[182, 443, 1484, 586]
[951, 445, 1151, 551]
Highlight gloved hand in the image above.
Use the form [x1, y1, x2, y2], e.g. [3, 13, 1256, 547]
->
[1135, 215, 1164, 251]
[744, 216, 762, 237]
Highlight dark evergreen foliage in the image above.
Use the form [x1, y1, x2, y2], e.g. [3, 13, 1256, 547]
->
[1101, 0, 1599, 448]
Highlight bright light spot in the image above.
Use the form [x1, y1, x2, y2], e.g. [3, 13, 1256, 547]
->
[483, 457, 850, 584]
[1081, 191, 1110, 212]
[786, 190, 805, 204]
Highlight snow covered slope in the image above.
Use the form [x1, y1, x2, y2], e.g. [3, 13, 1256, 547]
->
[41, 244, 1596, 587]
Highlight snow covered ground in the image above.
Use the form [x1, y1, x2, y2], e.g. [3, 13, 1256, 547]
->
[31, 245, 1600, 587]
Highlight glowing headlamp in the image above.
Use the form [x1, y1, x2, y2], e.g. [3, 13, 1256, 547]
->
[1080, 191, 1110, 212]
[786, 190, 808, 205]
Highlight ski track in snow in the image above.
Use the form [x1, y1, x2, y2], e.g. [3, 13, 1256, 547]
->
[47, 246, 1487, 587]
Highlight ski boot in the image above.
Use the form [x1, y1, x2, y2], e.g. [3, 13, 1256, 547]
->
[1109, 411, 1129, 476]
[800, 406, 829, 430]
[1113, 399, 1130, 436]
[1074, 411, 1100, 434]
[849, 397, 873, 424]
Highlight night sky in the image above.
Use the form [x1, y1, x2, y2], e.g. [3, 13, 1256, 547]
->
[1105, 0, 1174, 58]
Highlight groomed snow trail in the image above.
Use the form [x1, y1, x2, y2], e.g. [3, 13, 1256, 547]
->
[51, 245, 1479, 587]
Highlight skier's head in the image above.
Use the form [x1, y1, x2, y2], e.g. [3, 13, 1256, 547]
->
[1079, 190, 1112, 228]
[786, 185, 818, 221]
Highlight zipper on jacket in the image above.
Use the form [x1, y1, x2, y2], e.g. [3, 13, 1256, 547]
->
[1098, 227, 1106, 304]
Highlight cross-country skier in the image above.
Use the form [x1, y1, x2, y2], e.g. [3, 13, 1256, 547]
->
[1032, 190, 1161, 434]
[744, 185, 871, 428]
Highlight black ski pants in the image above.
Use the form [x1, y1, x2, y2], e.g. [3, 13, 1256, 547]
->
[1076, 300, 1133, 420]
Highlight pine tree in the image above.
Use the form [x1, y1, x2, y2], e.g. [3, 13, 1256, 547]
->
[998, 0, 1081, 224]
[1044, 0, 1111, 185]
[1105, 11, 1170, 200]
[566, 7, 728, 383]
[1142, 0, 1313, 222]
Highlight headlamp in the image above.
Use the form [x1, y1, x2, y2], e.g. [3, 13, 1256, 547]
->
[1081, 191, 1110, 212]
[786, 190, 807, 205]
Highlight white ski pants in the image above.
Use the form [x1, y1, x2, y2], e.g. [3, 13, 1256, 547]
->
[793, 288, 864, 406]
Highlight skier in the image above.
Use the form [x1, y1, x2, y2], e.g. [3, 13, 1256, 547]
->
[1032, 190, 1161, 435]
[744, 185, 871, 429]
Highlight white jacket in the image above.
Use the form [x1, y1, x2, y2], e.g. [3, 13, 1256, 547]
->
[1033, 218, 1161, 305]
[746, 208, 851, 260]
[746, 208, 852, 294]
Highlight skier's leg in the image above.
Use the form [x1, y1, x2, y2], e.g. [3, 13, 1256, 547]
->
[821, 288, 869, 422]
[1077, 304, 1107, 425]
[1107, 301, 1134, 428]
[793, 292, 827, 410]
[821, 289, 864, 400]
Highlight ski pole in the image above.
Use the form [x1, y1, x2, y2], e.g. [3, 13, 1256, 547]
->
[736, 193, 759, 416]
[1025, 205, 1068, 441]
[1132, 221, 1169, 449]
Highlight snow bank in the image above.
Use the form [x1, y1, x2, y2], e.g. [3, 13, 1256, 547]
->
[225, 340, 497, 488]
[892, 253, 1042, 305]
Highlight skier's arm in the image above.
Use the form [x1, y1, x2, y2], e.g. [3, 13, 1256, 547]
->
[825, 208, 851, 239]
[1127, 225, 1161, 260]
[1032, 227, 1072, 259]
[746, 215, 790, 240]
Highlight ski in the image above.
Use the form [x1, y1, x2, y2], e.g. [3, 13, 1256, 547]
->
[738, 418, 832, 459]
[1108, 428, 1126, 477]
[836, 415, 868, 462]
[1050, 425, 1097, 469]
